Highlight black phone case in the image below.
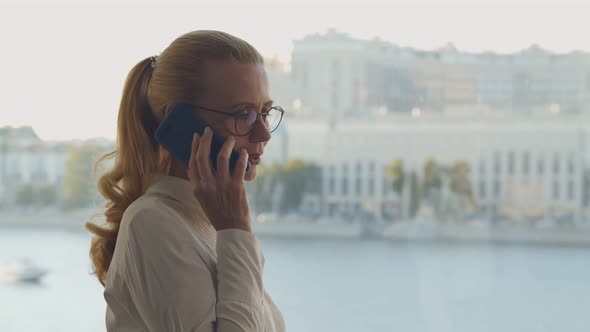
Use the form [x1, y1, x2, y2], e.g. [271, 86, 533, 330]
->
[153, 103, 251, 173]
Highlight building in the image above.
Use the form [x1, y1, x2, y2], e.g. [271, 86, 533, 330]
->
[264, 112, 590, 224]
[0, 126, 113, 207]
[288, 30, 590, 117]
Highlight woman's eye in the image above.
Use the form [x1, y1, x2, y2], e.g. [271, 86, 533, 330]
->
[237, 111, 250, 118]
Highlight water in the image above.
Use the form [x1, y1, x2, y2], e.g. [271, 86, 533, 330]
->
[0, 228, 589, 332]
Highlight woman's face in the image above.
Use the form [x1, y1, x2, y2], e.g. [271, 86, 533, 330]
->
[192, 61, 273, 181]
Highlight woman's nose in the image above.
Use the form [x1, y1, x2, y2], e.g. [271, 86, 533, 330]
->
[250, 116, 271, 142]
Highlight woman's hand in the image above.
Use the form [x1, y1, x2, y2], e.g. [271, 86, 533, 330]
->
[187, 127, 252, 233]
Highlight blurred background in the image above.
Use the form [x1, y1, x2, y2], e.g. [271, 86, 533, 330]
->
[1, 0, 590, 331]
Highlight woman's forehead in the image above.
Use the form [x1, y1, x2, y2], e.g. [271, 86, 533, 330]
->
[201, 62, 270, 106]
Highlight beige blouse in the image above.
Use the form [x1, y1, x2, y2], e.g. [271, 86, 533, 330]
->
[103, 175, 285, 331]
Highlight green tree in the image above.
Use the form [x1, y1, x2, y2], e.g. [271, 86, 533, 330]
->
[408, 171, 420, 218]
[422, 157, 442, 196]
[246, 160, 321, 215]
[62, 144, 104, 210]
[247, 162, 281, 213]
[449, 160, 477, 208]
[385, 159, 405, 194]
[37, 184, 57, 206]
[15, 184, 33, 206]
[279, 160, 321, 214]
[385, 160, 423, 219]
[420, 157, 444, 219]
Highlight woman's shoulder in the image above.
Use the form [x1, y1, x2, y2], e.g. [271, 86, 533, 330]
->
[119, 193, 192, 244]
[106, 193, 216, 302]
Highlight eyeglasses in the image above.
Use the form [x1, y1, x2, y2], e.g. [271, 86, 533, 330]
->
[188, 103, 285, 136]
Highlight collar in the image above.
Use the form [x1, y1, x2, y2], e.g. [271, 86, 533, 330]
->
[145, 174, 218, 258]
[146, 174, 199, 211]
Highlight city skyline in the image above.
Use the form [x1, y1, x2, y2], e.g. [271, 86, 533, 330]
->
[2, 1, 590, 140]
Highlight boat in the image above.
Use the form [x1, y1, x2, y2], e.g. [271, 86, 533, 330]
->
[0, 259, 49, 284]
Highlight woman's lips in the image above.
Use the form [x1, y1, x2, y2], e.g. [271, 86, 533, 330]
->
[248, 154, 261, 165]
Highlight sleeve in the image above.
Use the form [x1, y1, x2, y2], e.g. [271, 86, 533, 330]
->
[215, 229, 266, 331]
[123, 208, 266, 332]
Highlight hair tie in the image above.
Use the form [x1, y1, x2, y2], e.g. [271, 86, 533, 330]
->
[150, 55, 159, 69]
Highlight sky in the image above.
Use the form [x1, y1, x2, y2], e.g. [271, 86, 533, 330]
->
[1, 0, 589, 140]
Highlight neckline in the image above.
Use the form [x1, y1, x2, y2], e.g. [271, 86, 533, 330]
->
[146, 174, 218, 261]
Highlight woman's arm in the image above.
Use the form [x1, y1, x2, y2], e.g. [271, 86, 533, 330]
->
[216, 229, 266, 331]
[121, 207, 266, 332]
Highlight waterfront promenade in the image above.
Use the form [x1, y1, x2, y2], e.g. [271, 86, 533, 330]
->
[1, 208, 589, 246]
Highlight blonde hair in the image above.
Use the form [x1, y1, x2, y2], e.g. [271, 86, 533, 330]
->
[85, 30, 264, 286]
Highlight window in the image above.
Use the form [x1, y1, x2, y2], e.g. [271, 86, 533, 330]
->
[522, 151, 530, 174]
[494, 180, 501, 196]
[341, 164, 349, 196]
[6, 7, 590, 332]
[508, 151, 515, 174]
[328, 165, 336, 195]
[553, 181, 560, 200]
[383, 176, 390, 195]
[355, 162, 362, 196]
[568, 156, 575, 174]
[368, 161, 375, 196]
[479, 180, 486, 198]
[494, 151, 501, 173]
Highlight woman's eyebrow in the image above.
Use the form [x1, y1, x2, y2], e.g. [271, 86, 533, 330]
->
[231, 100, 274, 108]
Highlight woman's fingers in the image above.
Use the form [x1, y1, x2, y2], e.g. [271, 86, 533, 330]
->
[196, 127, 215, 182]
[188, 127, 252, 232]
[232, 148, 249, 182]
[216, 135, 235, 182]
[188, 132, 201, 183]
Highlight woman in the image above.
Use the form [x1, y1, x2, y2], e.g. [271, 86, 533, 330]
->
[85, 30, 286, 331]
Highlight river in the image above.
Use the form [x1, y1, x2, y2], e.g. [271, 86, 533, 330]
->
[0, 227, 589, 332]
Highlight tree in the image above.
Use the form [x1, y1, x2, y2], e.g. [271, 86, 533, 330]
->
[37, 184, 57, 206]
[386, 159, 422, 220]
[15, 184, 33, 206]
[422, 157, 442, 195]
[421, 157, 443, 219]
[438, 160, 477, 222]
[62, 144, 104, 210]
[247, 162, 281, 213]
[385, 159, 405, 194]
[449, 160, 476, 208]
[246, 160, 321, 216]
[279, 160, 321, 214]
[408, 171, 420, 218]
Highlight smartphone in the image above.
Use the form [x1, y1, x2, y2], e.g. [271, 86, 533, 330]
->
[154, 103, 251, 173]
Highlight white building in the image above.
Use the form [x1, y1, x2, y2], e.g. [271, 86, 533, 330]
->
[264, 112, 590, 224]
[0, 126, 113, 207]
[289, 30, 590, 117]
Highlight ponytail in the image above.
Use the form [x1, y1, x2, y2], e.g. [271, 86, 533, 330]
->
[85, 57, 168, 285]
